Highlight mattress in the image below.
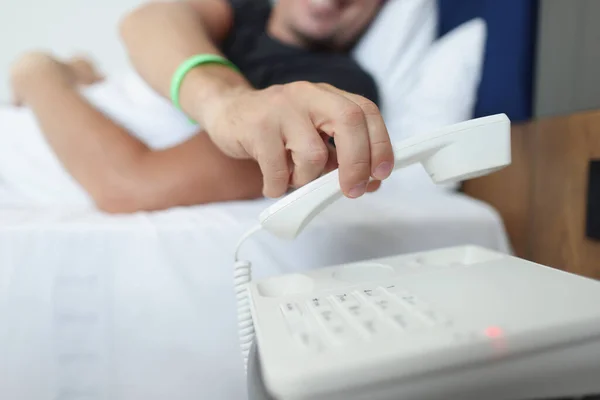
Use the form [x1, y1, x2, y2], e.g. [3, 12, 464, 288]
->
[0, 185, 510, 400]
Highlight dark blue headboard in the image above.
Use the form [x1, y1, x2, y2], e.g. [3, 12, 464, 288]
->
[437, 0, 539, 122]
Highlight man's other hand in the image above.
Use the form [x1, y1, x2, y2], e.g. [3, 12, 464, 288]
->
[200, 81, 394, 199]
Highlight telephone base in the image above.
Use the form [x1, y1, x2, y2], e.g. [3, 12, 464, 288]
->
[248, 341, 276, 400]
[247, 339, 600, 400]
[246, 246, 600, 400]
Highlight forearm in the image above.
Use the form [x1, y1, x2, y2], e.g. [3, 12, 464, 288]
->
[12, 58, 148, 204]
[12, 57, 262, 212]
[119, 0, 251, 123]
[135, 133, 264, 210]
[26, 80, 262, 210]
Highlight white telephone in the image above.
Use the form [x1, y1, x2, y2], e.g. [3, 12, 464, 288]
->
[233, 115, 600, 400]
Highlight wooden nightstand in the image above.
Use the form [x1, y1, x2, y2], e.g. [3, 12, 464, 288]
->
[463, 110, 600, 279]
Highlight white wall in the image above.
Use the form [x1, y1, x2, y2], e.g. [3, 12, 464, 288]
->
[0, 0, 146, 102]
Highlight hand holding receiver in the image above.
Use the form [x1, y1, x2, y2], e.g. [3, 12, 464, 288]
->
[259, 114, 512, 240]
[200, 81, 395, 199]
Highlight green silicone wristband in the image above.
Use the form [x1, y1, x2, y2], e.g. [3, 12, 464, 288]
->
[170, 54, 240, 124]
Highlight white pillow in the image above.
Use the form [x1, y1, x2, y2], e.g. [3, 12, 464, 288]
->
[378, 18, 488, 191]
[352, 0, 438, 118]
[385, 18, 487, 140]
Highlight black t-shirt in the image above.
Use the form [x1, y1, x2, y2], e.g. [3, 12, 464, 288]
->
[221, 0, 379, 105]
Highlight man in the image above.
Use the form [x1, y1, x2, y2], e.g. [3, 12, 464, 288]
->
[9, 0, 394, 213]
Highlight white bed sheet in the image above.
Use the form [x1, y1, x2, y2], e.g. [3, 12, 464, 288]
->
[0, 186, 510, 400]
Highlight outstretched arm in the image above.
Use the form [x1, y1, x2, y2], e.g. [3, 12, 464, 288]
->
[9, 53, 380, 213]
[9, 53, 264, 213]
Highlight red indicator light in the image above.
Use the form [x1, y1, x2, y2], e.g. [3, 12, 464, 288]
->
[485, 326, 503, 338]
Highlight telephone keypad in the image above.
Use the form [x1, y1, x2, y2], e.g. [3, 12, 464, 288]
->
[280, 286, 453, 350]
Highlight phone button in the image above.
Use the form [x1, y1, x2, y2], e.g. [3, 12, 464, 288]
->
[331, 293, 354, 305]
[331, 293, 361, 310]
[293, 332, 324, 353]
[356, 317, 387, 337]
[281, 302, 303, 319]
[361, 287, 386, 298]
[325, 321, 359, 346]
[308, 297, 331, 310]
[280, 302, 306, 331]
[345, 302, 368, 318]
[364, 293, 429, 331]
[387, 311, 425, 331]
[371, 298, 393, 312]
[391, 292, 452, 326]
[309, 298, 358, 345]
[307, 298, 337, 322]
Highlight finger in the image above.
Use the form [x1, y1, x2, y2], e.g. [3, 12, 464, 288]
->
[292, 83, 371, 198]
[366, 180, 382, 193]
[282, 111, 330, 188]
[254, 134, 290, 198]
[318, 83, 394, 181]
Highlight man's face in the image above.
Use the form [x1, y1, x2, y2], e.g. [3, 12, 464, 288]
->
[275, 0, 382, 50]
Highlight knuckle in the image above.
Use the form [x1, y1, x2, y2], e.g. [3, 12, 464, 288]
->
[371, 136, 392, 149]
[260, 154, 289, 188]
[345, 158, 371, 179]
[266, 167, 291, 191]
[256, 116, 271, 132]
[266, 85, 289, 107]
[265, 84, 285, 97]
[285, 80, 315, 94]
[298, 145, 328, 166]
[370, 138, 394, 163]
[270, 166, 290, 181]
[340, 156, 370, 175]
[350, 158, 371, 170]
[259, 153, 289, 180]
[340, 104, 366, 128]
[316, 82, 334, 91]
[251, 109, 273, 132]
[359, 100, 381, 117]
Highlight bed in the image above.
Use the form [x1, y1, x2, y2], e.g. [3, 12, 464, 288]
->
[0, 1, 538, 399]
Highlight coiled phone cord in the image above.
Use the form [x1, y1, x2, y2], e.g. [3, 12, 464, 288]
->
[233, 224, 263, 373]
